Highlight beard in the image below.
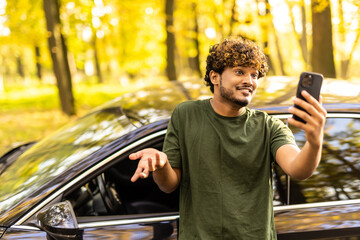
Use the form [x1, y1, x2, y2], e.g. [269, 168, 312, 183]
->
[219, 77, 250, 107]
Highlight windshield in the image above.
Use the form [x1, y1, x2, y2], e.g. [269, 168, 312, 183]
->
[0, 106, 136, 216]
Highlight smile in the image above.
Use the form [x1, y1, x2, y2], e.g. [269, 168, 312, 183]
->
[236, 86, 253, 93]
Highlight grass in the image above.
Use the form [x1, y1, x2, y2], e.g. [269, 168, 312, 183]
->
[0, 78, 166, 156]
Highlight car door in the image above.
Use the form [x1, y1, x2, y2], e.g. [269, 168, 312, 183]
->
[274, 114, 360, 239]
[77, 213, 178, 239]
[60, 130, 180, 239]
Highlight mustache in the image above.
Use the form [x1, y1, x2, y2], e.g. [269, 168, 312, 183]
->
[235, 85, 254, 92]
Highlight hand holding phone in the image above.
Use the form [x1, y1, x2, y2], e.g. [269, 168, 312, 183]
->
[293, 72, 323, 123]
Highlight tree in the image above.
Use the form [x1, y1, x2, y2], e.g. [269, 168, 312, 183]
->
[256, 0, 276, 75]
[34, 46, 43, 81]
[286, 0, 309, 68]
[268, 0, 286, 75]
[165, 0, 177, 81]
[311, 0, 336, 77]
[228, 0, 237, 36]
[338, 0, 360, 79]
[92, 34, 103, 83]
[43, 0, 75, 116]
[3, 0, 48, 82]
[188, 2, 201, 78]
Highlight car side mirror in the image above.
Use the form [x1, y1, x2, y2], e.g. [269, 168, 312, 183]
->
[37, 201, 83, 240]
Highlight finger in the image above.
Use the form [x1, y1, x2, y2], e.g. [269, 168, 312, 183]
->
[154, 152, 163, 168]
[131, 173, 140, 182]
[300, 91, 325, 113]
[318, 96, 327, 116]
[301, 90, 320, 103]
[148, 157, 155, 171]
[297, 92, 327, 118]
[287, 116, 305, 129]
[131, 170, 142, 182]
[319, 95, 323, 105]
[293, 98, 317, 121]
[317, 95, 327, 116]
[129, 150, 144, 160]
[140, 168, 150, 179]
[130, 166, 145, 182]
[288, 107, 310, 126]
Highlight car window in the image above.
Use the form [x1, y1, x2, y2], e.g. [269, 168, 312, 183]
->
[63, 116, 360, 213]
[0, 107, 137, 217]
[273, 164, 288, 206]
[62, 139, 179, 217]
[275, 117, 360, 205]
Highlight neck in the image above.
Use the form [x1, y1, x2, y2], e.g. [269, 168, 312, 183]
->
[210, 98, 245, 117]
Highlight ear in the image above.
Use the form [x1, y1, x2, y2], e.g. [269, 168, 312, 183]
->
[209, 70, 220, 85]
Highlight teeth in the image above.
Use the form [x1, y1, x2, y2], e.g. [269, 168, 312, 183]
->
[236, 87, 251, 92]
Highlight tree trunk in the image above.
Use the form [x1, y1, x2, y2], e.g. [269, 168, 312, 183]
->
[43, 0, 75, 116]
[338, 0, 359, 79]
[271, 23, 286, 75]
[165, 0, 177, 81]
[228, 0, 237, 36]
[342, 31, 360, 79]
[311, 0, 336, 77]
[286, 0, 309, 67]
[35, 46, 42, 81]
[338, 0, 347, 79]
[299, 0, 308, 67]
[257, 0, 276, 75]
[0, 58, 3, 92]
[16, 56, 25, 79]
[93, 35, 103, 83]
[265, 0, 286, 75]
[188, 2, 201, 78]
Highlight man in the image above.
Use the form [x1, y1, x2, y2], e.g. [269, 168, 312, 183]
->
[129, 38, 326, 239]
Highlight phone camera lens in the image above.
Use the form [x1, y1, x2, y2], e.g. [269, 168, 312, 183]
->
[301, 74, 313, 87]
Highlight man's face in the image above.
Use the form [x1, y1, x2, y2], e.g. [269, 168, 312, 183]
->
[214, 66, 259, 108]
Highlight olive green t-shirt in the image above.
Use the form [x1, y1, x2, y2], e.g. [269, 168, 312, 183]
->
[163, 99, 296, 240]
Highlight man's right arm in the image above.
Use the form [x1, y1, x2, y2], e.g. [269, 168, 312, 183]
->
[129, 148, 181, 193]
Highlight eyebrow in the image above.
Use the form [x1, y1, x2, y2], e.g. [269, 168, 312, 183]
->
[233, 66, 258, 74]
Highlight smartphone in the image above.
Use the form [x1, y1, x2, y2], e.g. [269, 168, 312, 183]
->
[293, 72, 323, 123]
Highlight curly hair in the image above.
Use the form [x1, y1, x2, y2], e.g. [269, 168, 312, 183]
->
[204, 38, 268, 93]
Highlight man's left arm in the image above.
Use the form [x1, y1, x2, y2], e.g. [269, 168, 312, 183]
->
[276, 90, 327, 180]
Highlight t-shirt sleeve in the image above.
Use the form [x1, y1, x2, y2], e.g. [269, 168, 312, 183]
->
[162, 105, 182, 168]
[269, 117, 297, 159]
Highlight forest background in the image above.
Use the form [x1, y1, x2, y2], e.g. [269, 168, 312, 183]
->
[0, 0, 359, 155]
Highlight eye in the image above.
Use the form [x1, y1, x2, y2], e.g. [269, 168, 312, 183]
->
[235, 70, 244, 75]
[251, 73, 259, 79]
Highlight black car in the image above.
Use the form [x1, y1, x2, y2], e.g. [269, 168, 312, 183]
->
[0, 77, 359, 239]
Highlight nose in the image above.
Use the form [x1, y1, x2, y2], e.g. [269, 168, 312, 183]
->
[243, 73, 253, 85]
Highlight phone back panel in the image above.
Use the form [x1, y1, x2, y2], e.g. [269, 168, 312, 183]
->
[293, 72, 323, 123]
[296, 72, 323, 101]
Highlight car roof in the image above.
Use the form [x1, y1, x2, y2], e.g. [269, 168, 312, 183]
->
[92, 76, 360, 126]
[253, 76, 360, 113]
